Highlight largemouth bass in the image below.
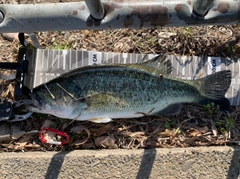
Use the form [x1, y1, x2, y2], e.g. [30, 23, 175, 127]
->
[29, 55, 231, 123]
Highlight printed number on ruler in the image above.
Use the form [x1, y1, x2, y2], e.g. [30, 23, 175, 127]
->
[207, 57, 221, 75]
[89, 52, 102, 65]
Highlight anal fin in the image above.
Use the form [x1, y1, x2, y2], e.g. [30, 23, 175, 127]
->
[89, 117, 112, 123]
[153, 103, 182, 116]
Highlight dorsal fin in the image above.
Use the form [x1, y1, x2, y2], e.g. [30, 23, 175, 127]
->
[141, 55, 172, 75]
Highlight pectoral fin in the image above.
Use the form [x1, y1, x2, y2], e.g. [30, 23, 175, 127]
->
[89, 117, 112, 123]
[153, 103, 182, 116]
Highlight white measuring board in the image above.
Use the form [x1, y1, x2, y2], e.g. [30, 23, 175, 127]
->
[25, 49, 240, 106]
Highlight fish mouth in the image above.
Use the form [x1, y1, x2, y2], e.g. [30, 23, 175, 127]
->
[28, 92, 46, 112]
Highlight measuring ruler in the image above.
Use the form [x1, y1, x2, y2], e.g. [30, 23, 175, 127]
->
[25, 49, 240, 106]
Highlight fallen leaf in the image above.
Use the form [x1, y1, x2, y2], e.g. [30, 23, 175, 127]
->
[2, 142, 27, 151]
[14, 142, 28, 150]
[18, 134, 35, 143]
[70, 125, 90, 146]
[160, 129, 176, 137]
[120, 131, 145, 138]
[158, 32, 177, 38]
[95, 135, 118, 149]
[188, 128, 202, 137]
[70, 125, 86, 133]
[196, 126, 209, 133]
[10, 125, 26, 140]
[1, 83, 14, 98]
[25, 143, 41, 149]
[1, 144, 11, 148]
[94, 123, 114, 136]
[82, 142, 96, 149]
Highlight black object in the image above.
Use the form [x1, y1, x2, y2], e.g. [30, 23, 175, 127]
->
[0, 46, 30, 96]
[0, 33, 30, 96]
[0, 33, 31, 121]
[0, 101, 13, 121]
[0, 100, 33, 122]
[14, 46, 30, 96]
[18, 33, 26, 47]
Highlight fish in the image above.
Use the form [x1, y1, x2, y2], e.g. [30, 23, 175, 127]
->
[28, 55, 232, 123]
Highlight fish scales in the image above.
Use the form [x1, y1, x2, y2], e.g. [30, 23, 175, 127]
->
[78, 68, 194, 107]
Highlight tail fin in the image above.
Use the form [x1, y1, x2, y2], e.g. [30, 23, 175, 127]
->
[197, 70, 231, 111]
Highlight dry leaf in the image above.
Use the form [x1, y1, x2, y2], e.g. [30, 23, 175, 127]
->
[70, 125, 90, 146]
[196, 126, 209, 133]
[188, 128, 202, 137]
[70, 125, 86, 133]
[1, 83, 14, 98]
[3, 142, 27, 150]
[1, 144, 11, 148]
[95, 135, 118, 149]
[71, 138, 89, 146]
[18, 135, 34, 143]
[11, 132, 26, 140]
[13, 142, 27, 150]
[25, 143, 41, 149]
[82, 142, 96, 149]
[160, 129, 176, 137]
[10, 125, 26, 140]
[158, 32, 177, 38]
[94, 123, 114, 136]
[120, 131, 145, 138]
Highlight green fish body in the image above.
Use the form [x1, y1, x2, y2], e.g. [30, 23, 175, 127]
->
[29, 55, 231, 123]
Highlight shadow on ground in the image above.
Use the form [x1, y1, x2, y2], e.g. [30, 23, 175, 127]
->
[136, 149, 157, 179]
[45, 151, 70, 179]
[227, 147, 240, 179]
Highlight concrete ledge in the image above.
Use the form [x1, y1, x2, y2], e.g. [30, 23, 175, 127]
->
[0, 146, 239, 179]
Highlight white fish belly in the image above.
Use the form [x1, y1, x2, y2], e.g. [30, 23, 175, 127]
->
[76, 111, 145, 121]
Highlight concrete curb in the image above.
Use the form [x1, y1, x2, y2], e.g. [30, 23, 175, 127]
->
[0, 146, 239, 179]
